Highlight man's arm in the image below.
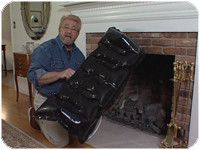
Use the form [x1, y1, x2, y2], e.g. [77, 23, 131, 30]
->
[38, 68, 75, 85]
[28, 46, 75, 88]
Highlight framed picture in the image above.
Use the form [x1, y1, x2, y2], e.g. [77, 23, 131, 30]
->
[30, 11, 42, 28]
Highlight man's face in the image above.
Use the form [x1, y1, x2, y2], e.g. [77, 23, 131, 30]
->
[59, 19, 80, 46]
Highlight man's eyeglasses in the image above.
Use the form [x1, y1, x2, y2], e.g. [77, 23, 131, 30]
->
[62, 26, 79, 32]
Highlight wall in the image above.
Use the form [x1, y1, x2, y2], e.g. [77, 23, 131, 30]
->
[9, 1, 198, 147]
[2, 4, 13, 70]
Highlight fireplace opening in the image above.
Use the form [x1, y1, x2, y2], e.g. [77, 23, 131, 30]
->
[104, 54, 175, 135]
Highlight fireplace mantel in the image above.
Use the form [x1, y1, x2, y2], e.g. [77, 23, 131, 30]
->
[73, 1, 198, 55]
[61, 2, 197, 25]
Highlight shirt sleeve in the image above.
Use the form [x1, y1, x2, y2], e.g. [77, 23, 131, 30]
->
[28, 46, 50, 91]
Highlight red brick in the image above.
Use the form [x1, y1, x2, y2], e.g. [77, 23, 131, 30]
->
[181, 82, 194, 91]
[161, 32, 187, 38]
[86, 33, 93, 38]
[152, 39, 174, 46]
[88, 37, 101, 44]
[176, 113, 185, 122]
[176, 120, 190, 130]
[179, 92, 190, 101]
[141, 46, 163, 54]
[141, 33, 162, 38]
[91, 44, 98, 50]
[86, 44, 91, 50]
[175, 55, 196, 62]
[187, 32, 198, 38]
[133, 38, 151, 46]
[177, 105, 190, 115]
[178, 97, 192, 108]
[86, 38, 91, 44]
[176, 113, 191, 124]
[187, 48, 197, 56]
[86, 49, 93, 56]
[163, 47, 187, 55]
[175, 39, 197, 47]
[125, 32, 142, 38]
[87, 33, 104, 37]
[184, 115, 191, 124]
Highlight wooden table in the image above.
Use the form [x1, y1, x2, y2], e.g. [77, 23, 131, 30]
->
[13, 52, 32, 106]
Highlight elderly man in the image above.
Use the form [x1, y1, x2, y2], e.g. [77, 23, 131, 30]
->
[28, 15, 85, 147]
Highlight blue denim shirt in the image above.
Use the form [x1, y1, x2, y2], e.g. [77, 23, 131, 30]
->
[28, 35, 85, 97]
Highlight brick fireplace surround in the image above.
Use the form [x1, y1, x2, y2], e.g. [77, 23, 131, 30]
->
[86, 32, 197, 144]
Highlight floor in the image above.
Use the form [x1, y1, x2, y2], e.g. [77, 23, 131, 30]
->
[2, 71, 163, 148]
[1, 71, 92, 148]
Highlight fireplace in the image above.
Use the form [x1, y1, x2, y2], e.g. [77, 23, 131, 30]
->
[104, 54, 175, 135]
[86, 32, 197, 145]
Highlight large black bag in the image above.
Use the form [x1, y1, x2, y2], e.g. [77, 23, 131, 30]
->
[34, 27, 145, 143]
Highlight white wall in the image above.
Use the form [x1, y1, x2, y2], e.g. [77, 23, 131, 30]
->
[2, 4, 13, 70]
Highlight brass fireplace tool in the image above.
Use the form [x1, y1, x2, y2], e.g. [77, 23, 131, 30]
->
[160, 60, 194, 148]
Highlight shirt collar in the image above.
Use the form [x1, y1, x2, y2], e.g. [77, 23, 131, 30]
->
[55, 35, 78, 52]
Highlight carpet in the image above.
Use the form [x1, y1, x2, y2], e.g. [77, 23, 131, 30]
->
[1, 120, 46, 148]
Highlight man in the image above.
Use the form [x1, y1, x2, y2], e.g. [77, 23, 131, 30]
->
[28, 15, 85, 147]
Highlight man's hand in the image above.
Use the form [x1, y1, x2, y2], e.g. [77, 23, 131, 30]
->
[38, 68, 75, 85]
[60, 68, 75, 79]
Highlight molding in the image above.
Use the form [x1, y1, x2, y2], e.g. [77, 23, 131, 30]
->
[60, 2, 93, 7]
[61, 2, 198, 24]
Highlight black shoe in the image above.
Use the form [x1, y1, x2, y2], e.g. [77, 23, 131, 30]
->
[28, 107, 40, 130]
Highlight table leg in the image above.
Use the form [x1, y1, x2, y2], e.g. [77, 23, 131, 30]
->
[2, 45, 7, 76]
[14, 75, 19, 102]
[27, 79, 32, 107]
